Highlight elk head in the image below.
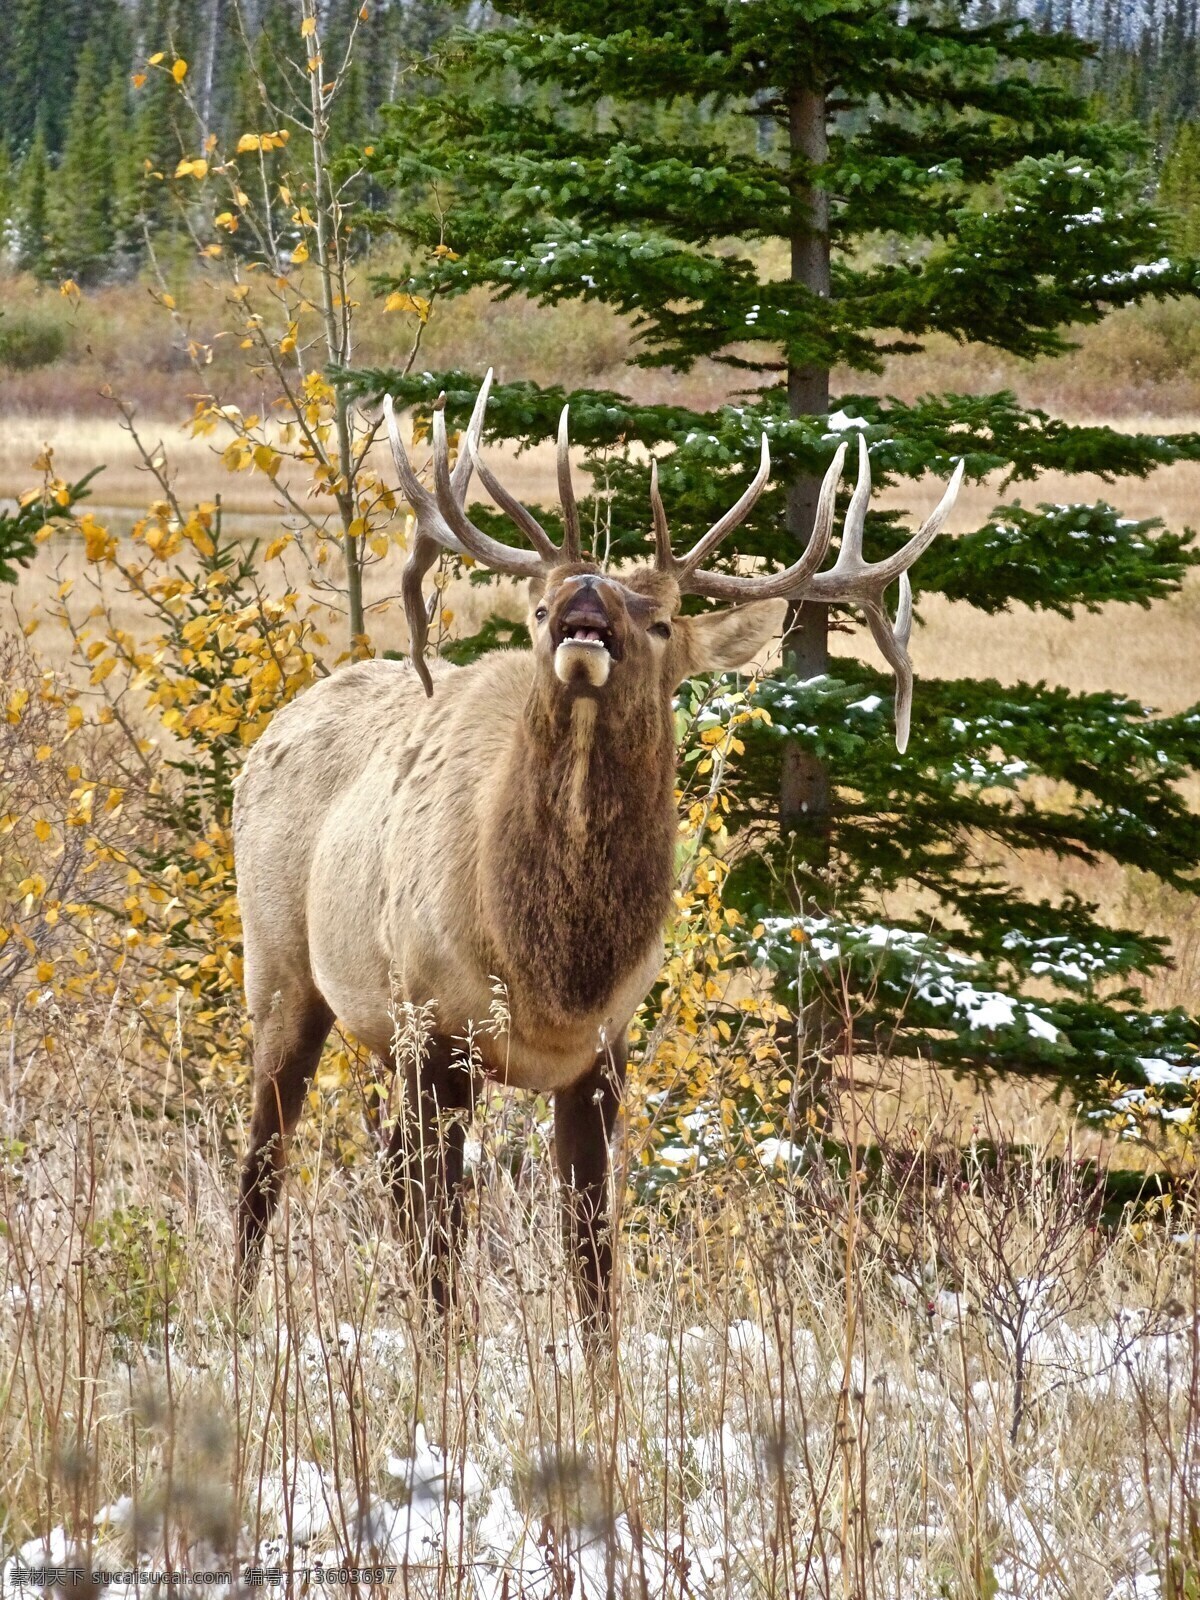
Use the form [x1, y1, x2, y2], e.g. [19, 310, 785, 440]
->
[384, 371, 964, 750]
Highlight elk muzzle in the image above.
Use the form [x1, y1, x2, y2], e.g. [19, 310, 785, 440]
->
[552, 581, 621, 688]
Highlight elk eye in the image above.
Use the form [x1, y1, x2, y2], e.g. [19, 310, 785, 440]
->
[649, 621, 671, 639]
[535, 606, 549, 622]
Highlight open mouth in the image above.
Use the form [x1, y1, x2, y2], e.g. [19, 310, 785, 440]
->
[552, 588, 620, 686]
[552, 587, 622, 661]
[558, 622, 614, 654]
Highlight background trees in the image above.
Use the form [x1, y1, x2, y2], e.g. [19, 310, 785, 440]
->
[0, 0, 1198, 284]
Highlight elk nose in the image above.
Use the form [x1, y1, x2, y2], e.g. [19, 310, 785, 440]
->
[560, 583, 610, 631]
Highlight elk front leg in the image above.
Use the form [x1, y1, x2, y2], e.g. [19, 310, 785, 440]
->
[554, 1040, 625, 1342]
[385, 1036, 475, 1314]
[236, 984, 334, 1302]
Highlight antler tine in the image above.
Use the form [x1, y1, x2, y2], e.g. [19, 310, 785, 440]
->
[401, 531, 442, 697]
[832, 429, 872, 573]
[431, 399, 545, 579]
[384, 394, 466, 557]
[675, 440, 847, 602]
[451, 364, 493, 496]
[675, 434, 772, 579]
[863, 590, 916, 753]
[467, 438, 561, 562]
[391, 371, 500, 696]
[557, 405, 582, 562]
[384, 368, 495, 556]
[805, 443, 964, 601]
[650, 458, 673, 570]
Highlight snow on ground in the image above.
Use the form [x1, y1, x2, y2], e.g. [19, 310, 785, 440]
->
[1, 1301, 1191, 1599]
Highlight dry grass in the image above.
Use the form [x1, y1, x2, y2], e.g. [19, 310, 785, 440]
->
[0, 994, 1195, 1599]
[4, 256, 1200, 421]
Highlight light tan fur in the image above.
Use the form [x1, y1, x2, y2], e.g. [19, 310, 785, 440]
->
[233, 577, 785, 1096]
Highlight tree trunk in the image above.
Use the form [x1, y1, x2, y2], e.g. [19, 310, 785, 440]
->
[781, 85, 832, 851]
[782, 84, 836, 1104]
[199, 0, 222, 144]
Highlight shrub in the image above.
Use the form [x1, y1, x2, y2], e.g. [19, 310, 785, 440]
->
[0, 309, 68, 371]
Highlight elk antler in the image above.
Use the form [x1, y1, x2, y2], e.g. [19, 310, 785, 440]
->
[653, 430, 964, 752]
[385, 368, 587, 694]
[388, 373, 963, 747]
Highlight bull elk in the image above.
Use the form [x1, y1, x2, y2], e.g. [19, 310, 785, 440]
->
[233, 370, 962, 1333]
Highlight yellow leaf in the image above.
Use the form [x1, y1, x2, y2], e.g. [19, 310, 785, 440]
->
[301, 15, 317, 35]
[79, 513, 116, 563]
[131, 72, 147, 88]
[237, 133, 261, 153]
[36, 962, 54, 983]
[215, 211, 237, 232]
[291, 241, 309, 265]
[59, 279, 80, 299]
[34, 819, 52, 843]
[148, 52, 165, 66]
[384, 291, 431, 322]
[172, 57, 188, 82]
[161, 292, 176, 309]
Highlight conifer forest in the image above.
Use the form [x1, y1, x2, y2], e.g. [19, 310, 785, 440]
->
[1, 2, 1200, 1596]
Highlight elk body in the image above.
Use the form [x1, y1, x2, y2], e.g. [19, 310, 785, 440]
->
[233, 372, 962, 1332]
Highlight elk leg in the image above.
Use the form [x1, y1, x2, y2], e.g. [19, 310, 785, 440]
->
[236, 985, 334, 1300]
[554, 1041, 626, 1341]
[385, 1036, 475, 1313]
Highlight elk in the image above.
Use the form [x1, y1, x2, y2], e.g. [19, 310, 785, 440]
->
[233, 370, 962, 1333]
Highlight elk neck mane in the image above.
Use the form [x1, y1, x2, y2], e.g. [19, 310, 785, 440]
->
[483, 667, 678, 1023]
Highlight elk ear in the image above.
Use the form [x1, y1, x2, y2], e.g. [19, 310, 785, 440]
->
[675, 598, 786, 681]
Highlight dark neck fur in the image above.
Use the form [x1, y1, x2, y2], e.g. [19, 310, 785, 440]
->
[486, 679, 677, 1023]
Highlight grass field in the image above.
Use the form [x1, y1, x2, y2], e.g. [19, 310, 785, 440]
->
[2, 265, 1200, 1596]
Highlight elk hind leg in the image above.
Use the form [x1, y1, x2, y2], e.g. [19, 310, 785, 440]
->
[236, 984, 334, 1299]
[385, 1036, 475, 1314]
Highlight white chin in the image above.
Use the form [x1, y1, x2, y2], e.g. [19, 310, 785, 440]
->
[555, 640, 611, 688]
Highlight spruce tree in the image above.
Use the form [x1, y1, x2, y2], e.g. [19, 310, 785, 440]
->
[357, 3, 1200, 1107]
[13, 128, 54, 279]
[53, 42, 117, 282]
[1161, 120, 1200, 254]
